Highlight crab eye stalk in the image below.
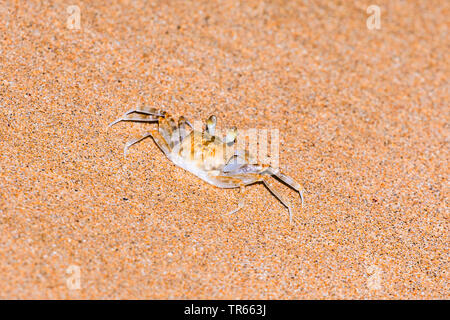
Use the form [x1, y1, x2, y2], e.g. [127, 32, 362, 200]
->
[225, 126, 237, 145]
[206, 115, 217, 136]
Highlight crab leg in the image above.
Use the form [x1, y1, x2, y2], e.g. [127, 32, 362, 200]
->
[123, 130, 171, 156]
[264, 167, 304, 207]
[158, 115, 178, 148]
[108, 114, 160, 127]
[177, 116, 192, 143]
[262, 178, 293, 223]
[108, 107, 164, 127]
[226, 185, 247, 215]
[123, 107, 165, 117]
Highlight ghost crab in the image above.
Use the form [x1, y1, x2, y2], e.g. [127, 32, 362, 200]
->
[109, 106, 304, 223]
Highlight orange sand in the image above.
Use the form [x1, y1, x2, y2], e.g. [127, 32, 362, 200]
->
[0, 0, 448, 299]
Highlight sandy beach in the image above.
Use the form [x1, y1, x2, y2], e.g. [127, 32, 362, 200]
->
[0, 0, 448, 299]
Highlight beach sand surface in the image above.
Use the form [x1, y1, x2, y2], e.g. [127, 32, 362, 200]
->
[0, 0, 448, 298]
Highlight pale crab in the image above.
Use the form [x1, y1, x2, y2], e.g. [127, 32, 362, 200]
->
[109, 106, 304, 223]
